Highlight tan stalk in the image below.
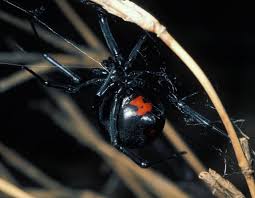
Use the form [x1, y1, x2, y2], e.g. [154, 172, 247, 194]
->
[164, 121, 206, 174]
[199, 169, 245, 198]
[0, 178, 35, 198]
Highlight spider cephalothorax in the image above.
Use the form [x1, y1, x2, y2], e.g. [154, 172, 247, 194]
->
[3, 0, 229, 168]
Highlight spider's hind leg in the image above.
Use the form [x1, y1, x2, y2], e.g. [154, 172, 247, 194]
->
[97, 11, 124, 65]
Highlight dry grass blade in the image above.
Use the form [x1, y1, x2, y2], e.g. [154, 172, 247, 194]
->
[110, 162, 153, 198]
[0, 178, 35, 198]
[240, 138, 254, 175]
[0, 162, 18, 185]
[0, 142, 70, 193]
[164, 121, 206, 174]
[54, 0, 107, 53]
[199, 169, 245, 198]
[44, 90, 190, 198]
[88, 0, 255, 196]
[0, 10, 79, 54]
[26, 188, 107, 198]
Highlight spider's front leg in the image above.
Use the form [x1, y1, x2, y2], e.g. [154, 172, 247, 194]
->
[23, 54, 106, 93]
[97, 11, 124, 65]
[144, 71, 230, 139]
[24, 66, 104, 93]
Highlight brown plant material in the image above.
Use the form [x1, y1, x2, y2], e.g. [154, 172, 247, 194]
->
[0, 162, 18, 185]
[164, 121, 206, 174]
[0, 142, 70, 193]
[199, 169, 245, 198]
[88, 0, 255, 197]
[54, 0, 108, 53]
[25, 188, 107, 198]
[110, 162, 153, 198]
[0, 178, 35, 198]
[240, 138, 254, 175]
[0, 10, 80, 54]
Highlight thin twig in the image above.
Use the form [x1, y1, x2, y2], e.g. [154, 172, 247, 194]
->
[26, 188, 107, 198]
[0, 178, 35, 198]
[54, 0, 107, 53]
[199, 169, 245, 198]
[0, 162, 18, 186]
[240, 138, 254, 175]
[88, 0, 255, 196]
[110, 162, 153, 198]
[0, 142, 72, 195]
[164, 121, 206, 174]
[0, 10, 80, 54]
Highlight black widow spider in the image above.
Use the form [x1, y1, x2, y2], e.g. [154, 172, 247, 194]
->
[2, 0, 229, 168]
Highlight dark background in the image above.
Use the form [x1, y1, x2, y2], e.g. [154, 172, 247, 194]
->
[0, 0, 254, 197]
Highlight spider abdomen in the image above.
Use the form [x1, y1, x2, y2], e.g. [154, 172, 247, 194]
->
[118, 94, 165, 148]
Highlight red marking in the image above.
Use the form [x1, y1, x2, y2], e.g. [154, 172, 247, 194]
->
[130, 96, 152, 116]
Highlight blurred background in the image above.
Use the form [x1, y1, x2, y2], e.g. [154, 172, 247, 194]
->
[0, 0, 254, 197]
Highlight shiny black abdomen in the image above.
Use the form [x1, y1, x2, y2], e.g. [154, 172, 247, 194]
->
[118, 93, 165, 148]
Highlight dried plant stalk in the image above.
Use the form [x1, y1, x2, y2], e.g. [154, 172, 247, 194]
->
[0, 178, 35, 198]
[199, 169, 245, 198]
[54, 0, 107, 52]
[0, 142, 70, 193]
[0, 162, 18, 185]
[88, 0, 255, 196]
[164, 121, 206, 174]
[240, 138, 254, 175]
[111, 162, 153, 198]
[26, 189, 107, 198]
[0, 10, 78, 54]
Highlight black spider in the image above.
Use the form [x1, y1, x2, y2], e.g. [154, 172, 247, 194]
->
[2, 0, 229, 168]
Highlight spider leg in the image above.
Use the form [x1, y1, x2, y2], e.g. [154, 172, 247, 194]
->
[28, 19, 83, 84]
[168, 94, 230, 140]
[96, 66, 115, 97]
[43, 54, 81, 84]
[130, 71, 230, 140]
[23, 66, 103, 93]
[97, 11, 124, 65]
[124, 35, 147, 71]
